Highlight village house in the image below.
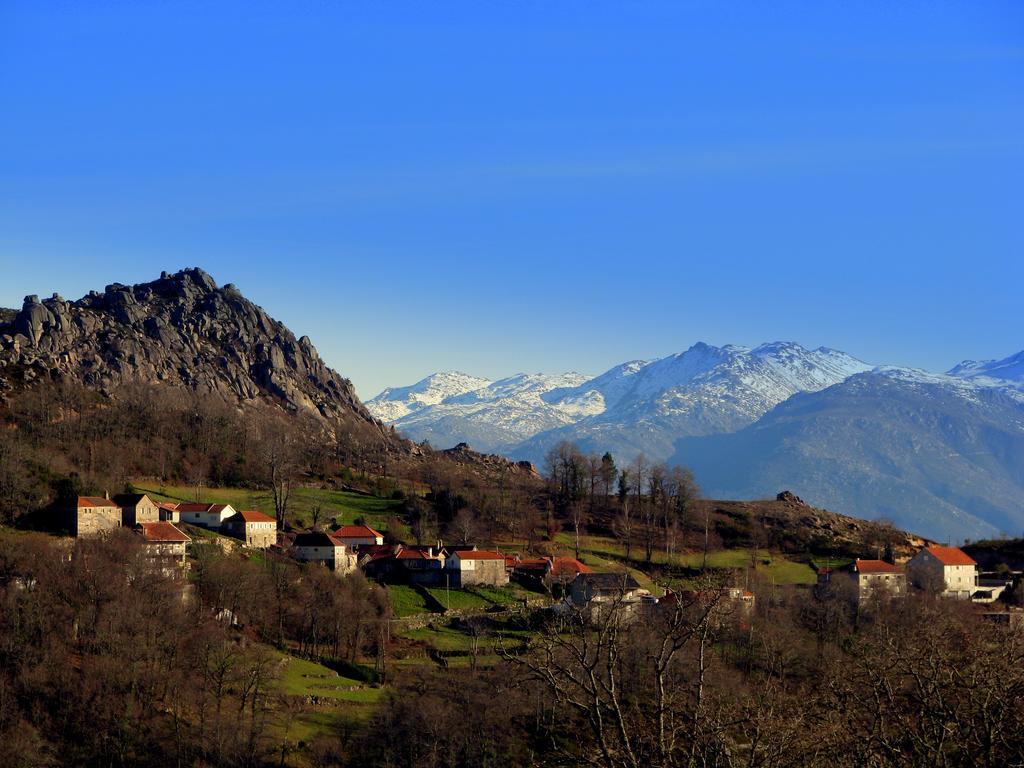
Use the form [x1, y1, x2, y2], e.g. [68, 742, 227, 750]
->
[335, 524, 384, 549]
[360, 545, 447, 584]
[65, 495, 123, 537]
[569, 571, 643, 608]
[175, 502, 236, 528]
[113, 493, 160, 527]
[292, 531, 358, 574]
[847, 559, 907, 604]
[221, 510, 277, 548]
[445, 549, 508, 587]
[907, 546, 978, 599]
[134, 521, 190, 564]
[513, 556, 592, 594]
[157, 502, 181, 523]
[396, 547, 447, 583]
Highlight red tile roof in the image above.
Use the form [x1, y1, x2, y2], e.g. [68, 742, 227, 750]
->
[925, 546, 977, 566]
[338, 524, 383, 539]
[854, 559, 904, 574]
[157, 502, 179, 511]
[452, 550, 504, 560]
[226, 510, 276, 524]
[550, 557, 592, 575]
[176, 502, 214, 513]
[396, 547, 442, 560]
[76, 496, 118, 508]
[136, 521, 190, 543]
[176, 502, 234, 514]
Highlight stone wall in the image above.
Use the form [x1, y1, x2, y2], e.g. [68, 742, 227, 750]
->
[74, 508, 122, 537]
[453, 559, 508, 587]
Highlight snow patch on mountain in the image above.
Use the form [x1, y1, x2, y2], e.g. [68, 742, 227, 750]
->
[369, 341, 873, 457]
[367, 371, 492, 422]
[366, 371, 596, 452]
[948, 349, 1024, 388]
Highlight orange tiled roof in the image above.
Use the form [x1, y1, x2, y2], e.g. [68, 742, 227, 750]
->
[550, 557, 592, 575]
[176, 502, 215, 513]
[136, 521, 190, 543]
[77, 496, 117, 508]
[338, 524, 383, 539]
[854, 559, 903, 574]
[396, 547, 442, 560]
[452, 550, 504, 560]
[925, 546, 977, 566]
[226, 510, 276, 524]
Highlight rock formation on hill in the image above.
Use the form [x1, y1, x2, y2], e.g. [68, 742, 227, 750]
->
[0, 268, 376, 426]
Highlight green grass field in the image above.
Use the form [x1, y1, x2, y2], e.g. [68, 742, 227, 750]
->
[423, 586, 491, 611]
[386, 584, 440, 617]
[277, 654, 380, 703]
[556, 532, 816, 588]
[136, 483, 403, 530]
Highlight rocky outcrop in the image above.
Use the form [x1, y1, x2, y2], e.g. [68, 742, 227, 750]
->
[0, 268, 376, 426]
[441, 442, 538, 477]
[703, 493, 931, 559]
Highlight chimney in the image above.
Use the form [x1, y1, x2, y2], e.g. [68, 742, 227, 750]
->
[104, 490, 109, 500]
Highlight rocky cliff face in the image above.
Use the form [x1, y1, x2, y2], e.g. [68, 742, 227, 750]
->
[0, 268, 376, 425]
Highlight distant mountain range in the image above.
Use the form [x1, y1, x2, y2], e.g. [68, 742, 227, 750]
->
[367, 343, 1024, 541]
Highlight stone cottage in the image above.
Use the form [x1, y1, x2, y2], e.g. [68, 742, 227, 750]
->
[113, 493, 160, 527]
[65, 496, 122, 537]
[221, 510, 277, 548]
[847, 559, 907, 604]
[445, 550, 508, 587]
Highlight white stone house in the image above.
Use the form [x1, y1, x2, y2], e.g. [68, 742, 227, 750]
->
[846, 559, 907, 604]
[292, 531, 357, 574]
[907, 546, 978, 599]
[175, 502, 236, 528]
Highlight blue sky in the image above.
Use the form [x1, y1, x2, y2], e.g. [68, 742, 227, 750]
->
[1, 1, 1021, 398]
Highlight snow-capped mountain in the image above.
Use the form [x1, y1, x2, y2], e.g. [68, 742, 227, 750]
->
[369, 341, 870, 459]
[948, 350, 1024, 388]
[370, 344, 1024, 540]
[366, 371, 594, 453]
[515, 342, 871, 463]
[367, 372, 492, 423]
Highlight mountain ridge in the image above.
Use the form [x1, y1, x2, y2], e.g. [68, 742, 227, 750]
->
[0, 268, 378, 428]
[671, 367, 1024, 542]
[369, 341, 871, 460]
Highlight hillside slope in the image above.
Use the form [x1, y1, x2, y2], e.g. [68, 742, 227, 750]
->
[671, 368, 1024, 542]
